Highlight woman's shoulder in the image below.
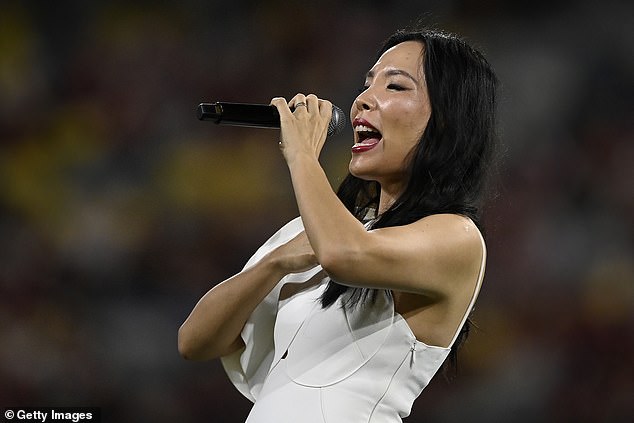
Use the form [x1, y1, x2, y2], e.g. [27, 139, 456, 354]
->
[407, 213, 486, 280]
[410, 213, 483, 245]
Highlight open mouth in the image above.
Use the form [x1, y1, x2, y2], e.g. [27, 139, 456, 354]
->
[352, 122, 382, 153]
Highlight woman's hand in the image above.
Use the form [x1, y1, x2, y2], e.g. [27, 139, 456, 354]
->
[266, 231, 319, 275]
[270, 94, 333, 164]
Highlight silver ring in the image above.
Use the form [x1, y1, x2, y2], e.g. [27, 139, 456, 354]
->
[294, 102, 307, 108]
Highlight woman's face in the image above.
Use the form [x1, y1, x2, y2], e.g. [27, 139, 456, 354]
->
[349, 40, 431, 192]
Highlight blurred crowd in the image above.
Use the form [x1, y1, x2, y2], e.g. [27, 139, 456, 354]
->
[1, 1, 632, 422]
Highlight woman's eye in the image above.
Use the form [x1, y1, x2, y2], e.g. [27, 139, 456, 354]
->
[387, 84, 406, 91]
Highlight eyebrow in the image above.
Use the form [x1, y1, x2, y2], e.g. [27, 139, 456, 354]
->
[366, 68, 419, 85]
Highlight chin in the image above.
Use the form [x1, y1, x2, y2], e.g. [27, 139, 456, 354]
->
[350, 150, 382, 172]
[348, 163, 376, 182]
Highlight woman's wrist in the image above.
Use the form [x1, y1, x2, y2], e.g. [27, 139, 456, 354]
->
[283, 147, 319, 168]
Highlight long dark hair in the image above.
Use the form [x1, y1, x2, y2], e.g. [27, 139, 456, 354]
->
[321, 28, 498, 374]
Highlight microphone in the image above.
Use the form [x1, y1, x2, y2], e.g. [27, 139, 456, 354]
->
[197, 102, 346, 136]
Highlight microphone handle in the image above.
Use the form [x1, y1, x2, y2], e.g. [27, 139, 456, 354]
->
[197, 102, 281, 128]
[197, 102, 346, 136]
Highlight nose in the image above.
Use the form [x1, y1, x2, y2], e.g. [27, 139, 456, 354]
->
[353, 87, 374, 112]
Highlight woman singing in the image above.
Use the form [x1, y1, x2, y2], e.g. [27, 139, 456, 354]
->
[179, 27, 498, 422]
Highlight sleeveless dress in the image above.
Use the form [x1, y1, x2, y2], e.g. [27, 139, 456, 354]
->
[221, 217, 486, 422]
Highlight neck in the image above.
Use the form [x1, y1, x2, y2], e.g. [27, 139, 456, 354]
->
[378, 183, 403, 215]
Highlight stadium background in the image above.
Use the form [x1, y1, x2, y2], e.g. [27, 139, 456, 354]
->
[1, 1, 632, 421]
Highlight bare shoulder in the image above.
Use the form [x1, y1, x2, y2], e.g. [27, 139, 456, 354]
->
[405, 214, 485, 296]
[391, 215, 486, 345]
[413, 213, 484, 263]
[412, 213, 483, 248]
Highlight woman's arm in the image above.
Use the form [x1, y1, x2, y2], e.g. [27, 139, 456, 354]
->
[178, 231, 317, 361]
[271, 95, 484, 299]
[291, 159, 482, 298]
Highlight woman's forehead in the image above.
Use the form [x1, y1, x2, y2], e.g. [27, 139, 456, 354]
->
[368, 41, 424, 76]
[368, 41, 425, 80]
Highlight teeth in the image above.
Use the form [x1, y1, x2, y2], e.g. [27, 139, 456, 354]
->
[355, 125, 378, 133]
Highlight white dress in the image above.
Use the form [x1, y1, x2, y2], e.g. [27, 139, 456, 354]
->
[221, 217, 486, 422]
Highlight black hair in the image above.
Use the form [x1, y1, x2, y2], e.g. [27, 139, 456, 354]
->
[321, 28, 498, 375]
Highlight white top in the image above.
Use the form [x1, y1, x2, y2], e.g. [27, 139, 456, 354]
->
[221, 217, 486, 422]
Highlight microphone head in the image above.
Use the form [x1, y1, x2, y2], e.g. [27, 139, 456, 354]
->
[328, 105, 346, 136]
